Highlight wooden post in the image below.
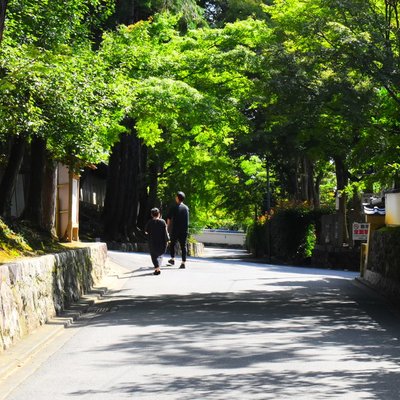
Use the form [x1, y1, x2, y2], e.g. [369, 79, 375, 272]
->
[56, 164, 80, 242]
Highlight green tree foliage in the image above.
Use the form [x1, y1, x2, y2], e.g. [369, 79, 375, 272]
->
[0, 0, 119, 228]
[2, 0, 400, 249]
[266, 0, 400, 189]
[100, 1, 285, 239]
[4, 0, 114, 47]
[100, 14, 268, 237]
[0, 44, 123, 167]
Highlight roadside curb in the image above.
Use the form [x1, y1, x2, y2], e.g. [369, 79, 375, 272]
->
[354, 276, 380, 293]
[354, 276, 400, 317]
[354, 276, 394, 301]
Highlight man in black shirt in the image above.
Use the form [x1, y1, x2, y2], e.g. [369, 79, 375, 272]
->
[167, 191, 189, 269]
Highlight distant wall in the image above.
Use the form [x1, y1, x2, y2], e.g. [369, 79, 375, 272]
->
[193, 229, 246, 247]
[107, 241, 204, 257]
[0, 243, 107, 352]
[79, 165, 107, 208]
[80, 174, 106, 207]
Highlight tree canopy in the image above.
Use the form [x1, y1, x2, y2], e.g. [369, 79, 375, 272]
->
[0, 0, 399, 238]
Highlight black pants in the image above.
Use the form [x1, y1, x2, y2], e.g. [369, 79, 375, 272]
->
[150, 252, 163, 269]
[149, 244, 166, 269]
[170, 234, 188, 262]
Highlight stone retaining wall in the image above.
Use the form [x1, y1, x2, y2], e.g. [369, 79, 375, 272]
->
[364, 270, 400, 302]
[0, 243, 107, 352]
[364, 227, 400, 304]
[311, 244, 360, 271]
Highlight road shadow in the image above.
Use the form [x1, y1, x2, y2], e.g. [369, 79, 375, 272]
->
[67, 275, 400, 399]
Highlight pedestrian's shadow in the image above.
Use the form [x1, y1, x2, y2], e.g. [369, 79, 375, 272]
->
[130, 270, 157, 277]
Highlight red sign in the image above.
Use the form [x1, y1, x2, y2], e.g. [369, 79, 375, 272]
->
[352, 223, 369, 241]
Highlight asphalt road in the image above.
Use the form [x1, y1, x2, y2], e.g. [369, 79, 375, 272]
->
[2, 249, 400, 399]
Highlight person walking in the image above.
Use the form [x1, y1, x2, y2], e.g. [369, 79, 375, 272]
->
[167, 191, 189, 269]
[145, 208, 169, 275]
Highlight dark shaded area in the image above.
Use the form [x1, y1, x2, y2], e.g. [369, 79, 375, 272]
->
[79, 202, 103, 242]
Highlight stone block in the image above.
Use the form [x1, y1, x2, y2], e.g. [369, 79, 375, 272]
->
[0, 243, 107, 352]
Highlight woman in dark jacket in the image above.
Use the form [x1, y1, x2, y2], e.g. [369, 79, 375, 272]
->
[145, 208, 169, 275]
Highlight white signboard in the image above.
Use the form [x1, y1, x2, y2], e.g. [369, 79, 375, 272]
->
[352, 223, 369, 241]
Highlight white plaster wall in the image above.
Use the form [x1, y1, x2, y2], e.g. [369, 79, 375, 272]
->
[193, 230, 246, 246]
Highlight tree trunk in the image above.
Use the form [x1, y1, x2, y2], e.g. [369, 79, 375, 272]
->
[301, 157, 309, 202]
[284, 159, 300, 201]
[122, 133, 139, 240]
[0, 0, 8, 44]
[294, 158, 301, 201]
[40, 156, 57, 237]
[146, 157, 160, 216]
[393, 175, 400, 190]
[103, 130, 145, 242]
[334, 156, 349, 244]
[103, 140, 122, 240]
[307, 159, 315, 204]
[137, 144, 149, 230]
[22, 136, 46, 226]
[304, 158, 321, 208]
[115, 0, 136, 25]
[313, 171, 323, 209]
[0, 135, 27, 217]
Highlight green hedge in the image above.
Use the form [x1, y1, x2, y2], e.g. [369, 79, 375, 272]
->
[246, 207, 331, 264]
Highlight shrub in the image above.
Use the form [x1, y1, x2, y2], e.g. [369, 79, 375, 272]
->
[245, 218, 268, 257]
[246, 206, 331, 264]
